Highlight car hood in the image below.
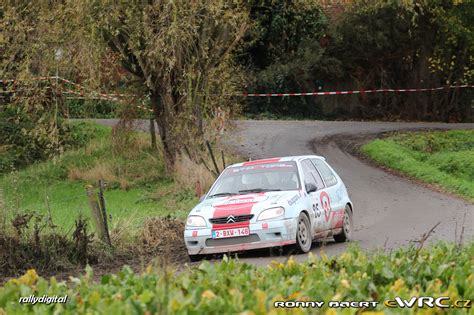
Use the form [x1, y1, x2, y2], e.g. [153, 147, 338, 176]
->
[189, 191, 303, 218]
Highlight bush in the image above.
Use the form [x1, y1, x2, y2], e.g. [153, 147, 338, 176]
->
[0, 211, 97, 277]
[0, 242, 472, 314]
[0, 105, 97, 174]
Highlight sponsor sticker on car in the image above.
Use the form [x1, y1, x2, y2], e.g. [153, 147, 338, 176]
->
[212, 227, 250, 239]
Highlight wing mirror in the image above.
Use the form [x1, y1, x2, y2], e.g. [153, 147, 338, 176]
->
[305, 183, 317, 193]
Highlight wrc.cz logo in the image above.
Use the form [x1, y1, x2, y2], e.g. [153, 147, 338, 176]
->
[384, 297, 471, 309]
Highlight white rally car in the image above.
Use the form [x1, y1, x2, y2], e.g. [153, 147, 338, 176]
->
[184, 156, 354, 261]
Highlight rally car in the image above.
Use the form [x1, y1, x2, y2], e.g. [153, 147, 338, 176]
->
[184, 155, 354, 261]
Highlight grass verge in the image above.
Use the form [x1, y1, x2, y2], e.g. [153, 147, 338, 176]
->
[361, 130, 474, 201]
[0, 241, 472, 314]
[0, 120, 230, 276]
[0, 121, 199, 231]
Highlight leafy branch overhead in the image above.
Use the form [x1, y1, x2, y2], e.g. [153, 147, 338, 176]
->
[75, 1, 249, 173]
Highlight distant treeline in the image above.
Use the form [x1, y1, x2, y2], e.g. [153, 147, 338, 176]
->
[240, 0, 473, 122]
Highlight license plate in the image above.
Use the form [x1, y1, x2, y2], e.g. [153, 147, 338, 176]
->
[212, 227, 250, 239]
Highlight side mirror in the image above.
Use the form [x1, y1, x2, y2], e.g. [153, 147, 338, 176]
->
[199, 195, 206, 202]
[305, 183, 317, 193]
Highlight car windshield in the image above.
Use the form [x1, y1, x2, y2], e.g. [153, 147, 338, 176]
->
[207, 161, 300, 198]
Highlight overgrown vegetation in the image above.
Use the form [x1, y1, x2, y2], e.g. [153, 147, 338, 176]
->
[242, 0, 473, 121]
[0, 206, 187, 278]
[0, 122, 205, 230]
[0, 242, 472, 314]
[361, 130, 474, 200]
[0, 211, 98, 276]
[0, 109, 96, 174]
[0, 120, 235, 276]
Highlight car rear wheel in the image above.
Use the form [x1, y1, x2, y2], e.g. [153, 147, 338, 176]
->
[295, 212, 312, 253]
[334, 205, 353, 243]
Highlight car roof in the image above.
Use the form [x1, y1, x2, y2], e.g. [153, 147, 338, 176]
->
[228, 155, 325, 168]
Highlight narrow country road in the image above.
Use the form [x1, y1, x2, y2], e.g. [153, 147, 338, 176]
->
[221, 120, 474, 264]
[94, 119, 473, 265]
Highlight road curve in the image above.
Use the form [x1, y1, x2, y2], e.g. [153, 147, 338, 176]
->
[221, 120, 474, 264]
[93, 119, 473, 265]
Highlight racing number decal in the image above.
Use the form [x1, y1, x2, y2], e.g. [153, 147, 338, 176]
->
[320, 191, 332, 222]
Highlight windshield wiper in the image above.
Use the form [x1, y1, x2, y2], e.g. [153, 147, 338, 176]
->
[207, 192, 238, 198]
[238, 188, 281, 194]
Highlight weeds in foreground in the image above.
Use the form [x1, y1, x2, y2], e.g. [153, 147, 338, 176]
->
[0, 210, 96, 276]
[1, 242, 472, 314]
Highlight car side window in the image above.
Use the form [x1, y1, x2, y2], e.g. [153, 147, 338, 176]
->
[311, 158, 337, 187]
[301, 159, 325, 190]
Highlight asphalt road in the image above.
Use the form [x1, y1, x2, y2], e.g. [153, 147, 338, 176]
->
[221, 120, 474, 264]
[95, 119, 474, 265]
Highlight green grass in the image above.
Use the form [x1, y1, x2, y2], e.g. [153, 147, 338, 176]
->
[0, 242, 472, 314]
[0, 122, 197, 231]
[361, 130, 474, 201]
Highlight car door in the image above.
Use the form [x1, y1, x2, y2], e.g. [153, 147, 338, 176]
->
[300, 159, 328, 233]
[310, 158, 345, 230]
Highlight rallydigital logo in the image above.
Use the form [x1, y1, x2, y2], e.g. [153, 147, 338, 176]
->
[19, 295, 68, 305]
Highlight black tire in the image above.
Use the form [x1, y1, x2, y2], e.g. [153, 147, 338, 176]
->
[334, 205, 353, 243]
[294, 212, 312, 253]
[188, 254, 204, 262]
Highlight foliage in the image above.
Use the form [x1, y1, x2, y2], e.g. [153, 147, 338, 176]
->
[239, 0, 474, 121]
[0, 122, 198, 230]
[70, 0, 250, 173]
[65, 100, 117, 119]
[329, 0, 474, 121]
[0, 99, 96, 173]
[0, 2, 105, 173]
[0, 242, 472, 314]
[242, 0, 342, 117]
[2, 1, 249, 174]
[361, 130, 474, 200]
[0, 210, 96, 277]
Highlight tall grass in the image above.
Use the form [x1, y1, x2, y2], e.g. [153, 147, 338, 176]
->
[0, 122, 200, 230]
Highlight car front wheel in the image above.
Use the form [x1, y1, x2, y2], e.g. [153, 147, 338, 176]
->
[295, 212, 312, 253]
[334, 205, 353, 243]
[188, 254, 204, 262]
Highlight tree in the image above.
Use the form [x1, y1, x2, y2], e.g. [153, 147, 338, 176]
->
[240, 0, 342, 117]
[74, 1, 249, 174]
[332, 0, 473, 121]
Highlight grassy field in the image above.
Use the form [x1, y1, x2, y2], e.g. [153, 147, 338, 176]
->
[361, 130, 474, 201]
[0, 242, 472, 314]
[0, 122, 200, 231]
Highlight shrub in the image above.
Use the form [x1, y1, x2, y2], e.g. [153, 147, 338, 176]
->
[0, 242, 472, 314]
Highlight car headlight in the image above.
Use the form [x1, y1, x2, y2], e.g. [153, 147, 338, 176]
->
[257, 207, 285, 221]
[186, 215, 207, 227]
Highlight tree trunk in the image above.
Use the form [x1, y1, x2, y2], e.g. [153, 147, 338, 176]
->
[150, 89, 177, 175]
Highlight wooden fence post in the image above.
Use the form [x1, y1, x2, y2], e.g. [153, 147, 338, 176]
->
[98, 180, 111, 246]
[86, 184, 111, 246]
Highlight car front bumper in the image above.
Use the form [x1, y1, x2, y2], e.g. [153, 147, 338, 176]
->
[184, 217, 298, 255]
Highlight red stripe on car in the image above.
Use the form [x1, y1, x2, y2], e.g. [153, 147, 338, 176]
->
[243, 158, 281, 166]
[212, 202, 256, 230]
